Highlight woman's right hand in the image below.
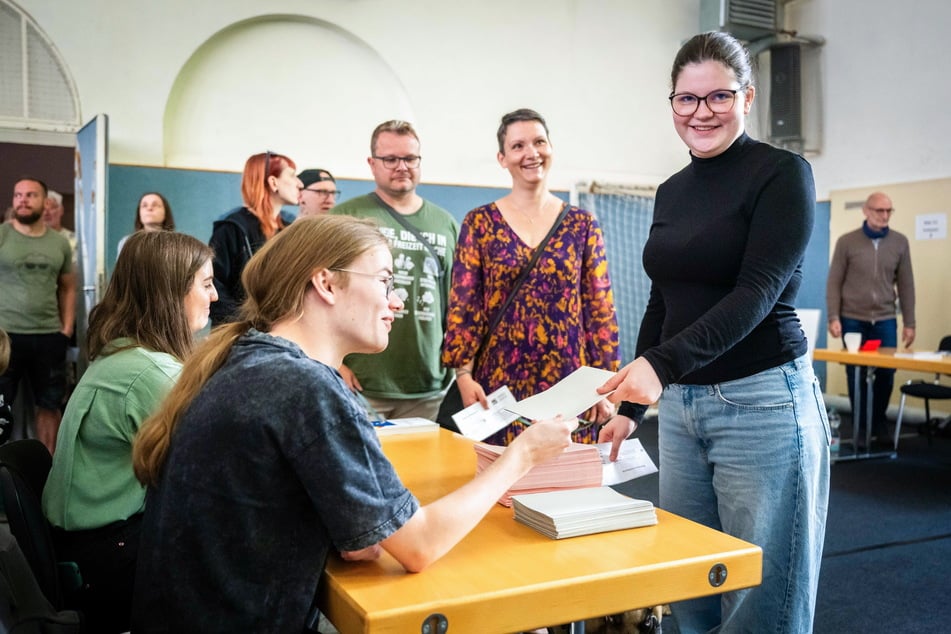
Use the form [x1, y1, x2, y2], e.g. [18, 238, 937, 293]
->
[597, 357, 662, 406]
[828, 318, 842, 338]
[457, 373, 489, 409]
[510, 416, 578, 467]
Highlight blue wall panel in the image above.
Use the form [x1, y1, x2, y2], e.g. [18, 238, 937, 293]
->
[107, 164, 829, 384]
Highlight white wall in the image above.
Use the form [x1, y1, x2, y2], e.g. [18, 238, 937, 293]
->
[786, 0, 951, 197]
[12, 0, 951, 196]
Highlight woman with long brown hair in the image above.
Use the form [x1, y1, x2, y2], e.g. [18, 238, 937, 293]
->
[209, 151, 301, 325]
[42, 230, 216, 633]
[131, 215, 575, 632]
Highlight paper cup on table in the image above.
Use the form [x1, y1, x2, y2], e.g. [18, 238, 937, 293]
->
[843, 332, 862, 353]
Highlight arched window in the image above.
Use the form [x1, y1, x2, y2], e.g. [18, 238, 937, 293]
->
[0, 0, 80, 131]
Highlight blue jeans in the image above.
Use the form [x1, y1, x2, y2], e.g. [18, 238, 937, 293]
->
[658, 355, 830, 633]
[839, 317, 897, 437]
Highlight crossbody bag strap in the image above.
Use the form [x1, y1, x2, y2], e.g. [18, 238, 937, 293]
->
[369, 192, 444, 279]
[474, 202, 571, 364]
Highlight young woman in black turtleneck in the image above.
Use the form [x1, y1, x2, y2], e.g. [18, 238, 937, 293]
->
[598, 31, 830, 634]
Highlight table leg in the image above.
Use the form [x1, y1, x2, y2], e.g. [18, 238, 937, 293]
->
[865, 367, 874, 454]
[858, 367, 896, 460]
[851, 365, 862, 455]
[837, 365, 895, 462]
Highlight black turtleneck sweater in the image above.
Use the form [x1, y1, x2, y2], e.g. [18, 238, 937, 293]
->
[618, 134, 815, 422]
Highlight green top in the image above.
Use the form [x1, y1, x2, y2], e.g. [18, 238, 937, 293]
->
[0, 223, 72, 333]
[332, 194, 458, 399]
[42, 340, 181, 530]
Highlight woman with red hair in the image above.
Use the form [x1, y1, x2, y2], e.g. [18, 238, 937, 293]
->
[209, 151, 301, 325]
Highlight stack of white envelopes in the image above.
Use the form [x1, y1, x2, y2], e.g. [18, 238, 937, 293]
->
[511, 487, 657, 539]
[474, 442, 602, 507]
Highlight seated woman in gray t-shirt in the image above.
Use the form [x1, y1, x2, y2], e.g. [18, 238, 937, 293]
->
[130, 215, 578, 633]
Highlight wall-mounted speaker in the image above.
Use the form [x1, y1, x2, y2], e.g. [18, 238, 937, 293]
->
[769, 43, 802, 141]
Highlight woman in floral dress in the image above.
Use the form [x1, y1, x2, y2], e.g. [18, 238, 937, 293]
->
[442, 108, 620, 445]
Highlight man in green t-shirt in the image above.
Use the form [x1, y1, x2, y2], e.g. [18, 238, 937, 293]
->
[0, 178, 76, 453]
[332, 121, 458, 421]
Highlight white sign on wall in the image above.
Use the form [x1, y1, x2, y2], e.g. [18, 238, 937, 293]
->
[915, 213, 947, 240]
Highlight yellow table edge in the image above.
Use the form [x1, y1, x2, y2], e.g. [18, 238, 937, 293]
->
[319, 429, 762, 634]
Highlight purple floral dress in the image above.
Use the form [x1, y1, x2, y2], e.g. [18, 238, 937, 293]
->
[441, 202, 620, 445]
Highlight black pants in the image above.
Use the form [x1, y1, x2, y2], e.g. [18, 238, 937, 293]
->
[52, 514, 142, 633]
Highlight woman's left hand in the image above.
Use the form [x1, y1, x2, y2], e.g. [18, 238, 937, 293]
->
[598, 415, 638, 461]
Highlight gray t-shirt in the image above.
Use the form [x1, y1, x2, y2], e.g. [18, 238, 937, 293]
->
[0, 224, 72, 333]
[133, 329, 418, 632]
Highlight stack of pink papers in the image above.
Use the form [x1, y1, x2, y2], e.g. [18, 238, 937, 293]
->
[474, 442, 603, 507]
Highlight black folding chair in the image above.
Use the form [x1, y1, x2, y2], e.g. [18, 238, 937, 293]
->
[894, 335, 951, 446]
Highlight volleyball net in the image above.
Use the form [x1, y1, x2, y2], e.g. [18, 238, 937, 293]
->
[574, 181, 655, 364]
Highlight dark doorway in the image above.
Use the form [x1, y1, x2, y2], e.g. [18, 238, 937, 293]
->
[1, 142, 75, 227]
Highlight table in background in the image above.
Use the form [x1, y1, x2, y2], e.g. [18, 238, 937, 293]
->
[318, 430, 762, 634]
[813, 348, 951, 460]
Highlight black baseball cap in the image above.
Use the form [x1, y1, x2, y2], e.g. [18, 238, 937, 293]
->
[298, 169, 335, 187]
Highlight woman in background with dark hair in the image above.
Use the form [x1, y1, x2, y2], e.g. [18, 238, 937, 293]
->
[209, 151, 301, 325]
[598, 31, 829, 633]
[116, 191, 176, 255]
[42, 230, 216, 633]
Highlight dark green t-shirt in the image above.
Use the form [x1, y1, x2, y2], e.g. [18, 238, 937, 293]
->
[332, 195, 458, 398]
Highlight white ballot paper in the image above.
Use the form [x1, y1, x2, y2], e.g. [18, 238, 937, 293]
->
[505, 366, 617, 421]
[452, 386, 521, 440]
[597, 439, 658, 486]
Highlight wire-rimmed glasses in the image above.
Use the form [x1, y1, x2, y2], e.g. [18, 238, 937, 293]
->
[302, 188, 342, 198]
[330, 268, 396, 297]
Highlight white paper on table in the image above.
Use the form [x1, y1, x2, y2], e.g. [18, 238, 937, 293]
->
[505, 366, 617, 421]
[894, 351, 948, 360]
[597, 439, 658, 486]
[452, 386, 521, 440]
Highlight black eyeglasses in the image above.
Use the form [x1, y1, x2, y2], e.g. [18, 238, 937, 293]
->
[866, 206, 894, 214]
[330, 268, 396, 297]
[302, 188, 342, 198]
[668, 89, 742, 116]
[372, 155, 421, 169]
[264, 150, 274, 180]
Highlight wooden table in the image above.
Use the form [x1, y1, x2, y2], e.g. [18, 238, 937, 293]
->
[813, 348, 951, 459]
[813, 348, 951, 375]
[318, 430, 762, 634]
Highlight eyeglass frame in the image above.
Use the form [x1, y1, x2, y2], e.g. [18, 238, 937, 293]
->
[301, 187, 342, 198]
[329, 268, 396, 297]
[667, 88, 745, 116]
[865, 206, 895, 214]
[263, 150, 273, 180]
[371, 155, 422, 169]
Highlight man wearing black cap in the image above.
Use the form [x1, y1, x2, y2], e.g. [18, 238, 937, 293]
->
[297, 168, 339, 217]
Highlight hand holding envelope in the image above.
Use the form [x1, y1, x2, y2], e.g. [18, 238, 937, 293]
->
[504, 366, 618, 422]
[453, 367, 618, 441]
[596, 357, 663, 407]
